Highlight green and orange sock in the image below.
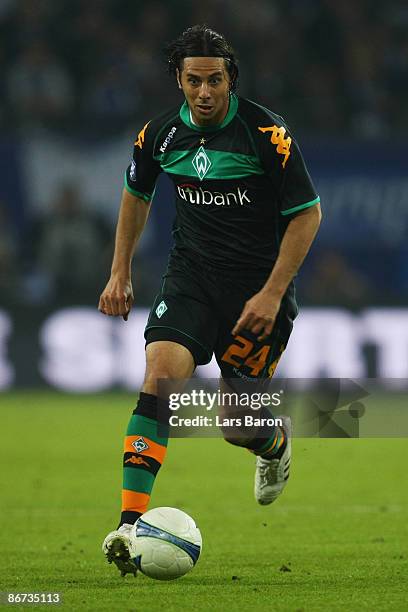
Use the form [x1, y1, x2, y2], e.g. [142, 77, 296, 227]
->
[252, 426, 286, 459]
[245, 408, 287, 459]
[118, 392, 169, 528]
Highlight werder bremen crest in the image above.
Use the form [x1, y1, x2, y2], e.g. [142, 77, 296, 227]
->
[192, 146, 212, 181]
[155, 300, 167, 318]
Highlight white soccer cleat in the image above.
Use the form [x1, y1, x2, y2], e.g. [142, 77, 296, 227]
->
[102, 524, 138, 577]
[254, 416, 292, 505]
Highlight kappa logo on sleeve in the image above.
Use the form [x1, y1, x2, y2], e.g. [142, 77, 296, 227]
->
[258, 125, 292, 168]
[135, 122, 150, 150]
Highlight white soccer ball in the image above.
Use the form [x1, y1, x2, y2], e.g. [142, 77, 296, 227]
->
[131, 507, 202, 580]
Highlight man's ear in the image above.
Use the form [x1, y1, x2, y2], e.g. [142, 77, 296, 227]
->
[176, 68, 183, 90]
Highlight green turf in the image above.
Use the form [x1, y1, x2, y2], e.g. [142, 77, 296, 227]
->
[0, 392, 407, 611]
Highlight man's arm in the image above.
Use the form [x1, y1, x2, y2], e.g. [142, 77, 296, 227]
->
[232, 203, 322, 340]
[98, 188, 151, 320]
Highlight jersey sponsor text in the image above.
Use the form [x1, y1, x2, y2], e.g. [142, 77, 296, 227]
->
[177, 184, 251, 207]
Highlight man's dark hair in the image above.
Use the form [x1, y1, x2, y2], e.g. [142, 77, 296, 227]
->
[165, 25, 239, 92]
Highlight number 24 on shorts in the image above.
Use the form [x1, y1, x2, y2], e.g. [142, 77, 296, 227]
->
[221, 335, 284, 377]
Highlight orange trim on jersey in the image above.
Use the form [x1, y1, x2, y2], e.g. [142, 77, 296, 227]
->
[258, 125, 292, 168]
[134, 122, 150, 149]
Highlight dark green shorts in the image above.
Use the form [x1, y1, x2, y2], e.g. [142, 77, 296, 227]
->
[145, 249, 298, 381]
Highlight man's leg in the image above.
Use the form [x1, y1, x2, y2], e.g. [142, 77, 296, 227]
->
[217, 376, 287, 458]
[120, 340, 195, 526]
[212, 267, 297, 506]
[103, 340, 194, 576]
[215, 324, 292, 506]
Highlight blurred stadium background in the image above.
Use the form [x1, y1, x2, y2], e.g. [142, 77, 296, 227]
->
[0, 0, 407, 391]
[1, 4, 407, 610]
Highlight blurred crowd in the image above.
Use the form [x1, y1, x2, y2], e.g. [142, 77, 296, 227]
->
[0, 178, 171, 308]
[0, 0, 407, 138]
[0, 183, 114, 305]
[0, 0, 406, 309]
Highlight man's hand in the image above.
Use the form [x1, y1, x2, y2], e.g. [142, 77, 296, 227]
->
[232, 289, 281, 341]
[98, 189, 150, 321]
[98, 277, 134, 321]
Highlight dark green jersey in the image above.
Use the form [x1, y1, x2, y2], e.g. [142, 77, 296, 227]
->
[125, 94, 319, 271]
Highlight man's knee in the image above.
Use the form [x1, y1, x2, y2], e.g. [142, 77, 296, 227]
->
[142, 367, 173, 396]
[142, 341, 195, 396]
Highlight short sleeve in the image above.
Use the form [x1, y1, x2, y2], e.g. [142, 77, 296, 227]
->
[124, 121, 161, 202]
[258, 122, 320, 216]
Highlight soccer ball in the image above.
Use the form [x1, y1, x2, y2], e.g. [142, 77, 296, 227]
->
[131, 507, 202, 580]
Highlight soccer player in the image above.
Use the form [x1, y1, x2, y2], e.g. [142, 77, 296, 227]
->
[99, 25, 321, 576]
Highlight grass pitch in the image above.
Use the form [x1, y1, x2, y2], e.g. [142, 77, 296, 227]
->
[0, 392, 407, 611]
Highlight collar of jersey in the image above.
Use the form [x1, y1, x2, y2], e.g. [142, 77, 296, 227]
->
[179, 93, 238, 132]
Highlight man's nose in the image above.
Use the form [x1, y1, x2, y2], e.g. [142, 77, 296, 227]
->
[198, 82, 210, 98]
